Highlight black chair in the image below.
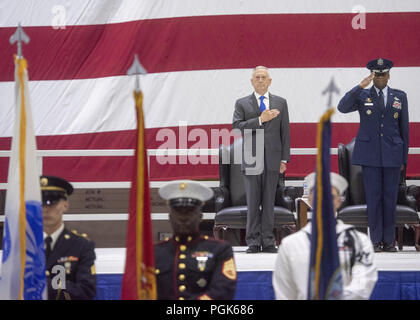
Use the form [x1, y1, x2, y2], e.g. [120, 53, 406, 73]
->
[213, 138, 298, 245]
[337, 138, 420, 251]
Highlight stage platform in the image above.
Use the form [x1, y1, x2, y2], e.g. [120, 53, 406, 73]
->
[1, 247, 419, 299]
[95, 246, 420, 300]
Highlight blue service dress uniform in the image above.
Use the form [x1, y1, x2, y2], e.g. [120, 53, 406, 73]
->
[337, 85, 409, 245]
[46, 229, 96, 300]
[154, 235, 237, 300]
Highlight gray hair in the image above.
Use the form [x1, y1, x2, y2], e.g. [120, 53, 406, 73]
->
[252, 66, 270, 77]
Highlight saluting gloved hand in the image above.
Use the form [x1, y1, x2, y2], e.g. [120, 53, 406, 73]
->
[359, 72, 375, 89]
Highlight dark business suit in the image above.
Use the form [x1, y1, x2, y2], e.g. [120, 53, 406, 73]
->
[232, 93, 290, 247]
[46, 229, 96, 300]
[337, 85, 409, 245]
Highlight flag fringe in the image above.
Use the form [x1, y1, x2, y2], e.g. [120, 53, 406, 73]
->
[134, 90, 145, 299]
[17, 56, 27, 300]
[314, 107, 335, 299]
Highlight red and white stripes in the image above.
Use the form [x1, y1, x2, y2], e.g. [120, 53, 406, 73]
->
[0, 1, 419, 182]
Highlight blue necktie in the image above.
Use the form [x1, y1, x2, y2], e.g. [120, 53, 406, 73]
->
[378, 90, 385, 111]
[259, 96, 266, 113]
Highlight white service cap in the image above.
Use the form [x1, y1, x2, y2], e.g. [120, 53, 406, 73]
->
[304, 172, 348, 195]
[159, 180, 214, 207]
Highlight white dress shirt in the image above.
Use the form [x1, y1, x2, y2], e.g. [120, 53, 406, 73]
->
[255, 92, 270, 127]
[44, 223, 65, 251]
[374, 85, 388, 106]
[254, 92, 270, 111]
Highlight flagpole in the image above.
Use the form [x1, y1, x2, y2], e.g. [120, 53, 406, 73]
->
[9, 23, 31, 300]
[307, 104, 342, 300]
[121, 55, 156, 300]
[1, 24, 46, 300]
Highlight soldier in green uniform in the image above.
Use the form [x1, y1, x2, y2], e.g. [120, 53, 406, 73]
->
[155, 180, 237, 300]
[40, 175, 96, 300]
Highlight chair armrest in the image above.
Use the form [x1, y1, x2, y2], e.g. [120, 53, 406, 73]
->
[337, 189, 351, 212]
[275, 186, 298, 212]
[398, 184, 419, 211]
[214, 186, 231, 212]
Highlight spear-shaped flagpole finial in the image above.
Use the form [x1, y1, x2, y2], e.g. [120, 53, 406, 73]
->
[10, 23, 30, 58]
[322, 77, 340, 109]
[127, 54, 147, 93]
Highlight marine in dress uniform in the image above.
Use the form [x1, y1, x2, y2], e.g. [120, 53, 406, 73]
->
[41, 175, 96, 300]
[155, 180, 237, 300]
[337, 58, 409, 252]
[272, 172, 378, 300]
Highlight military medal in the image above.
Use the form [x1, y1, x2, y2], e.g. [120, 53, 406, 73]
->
[64, 261, 71, 274]
[192, 251, 213, 271]
[394, 112, 399, 119]
[196, 257, 208, 271]
[393, 99, 402, 109]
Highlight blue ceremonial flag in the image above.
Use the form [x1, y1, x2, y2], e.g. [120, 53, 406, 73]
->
[0, 56, 47, 300]
[307, 108, 343, 300]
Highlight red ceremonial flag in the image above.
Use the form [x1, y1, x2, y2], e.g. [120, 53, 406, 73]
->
[121, 89, 157, 300]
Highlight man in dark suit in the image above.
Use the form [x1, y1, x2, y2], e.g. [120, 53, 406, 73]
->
[155, 180, 237, 300]
[232, 66, 291, 253]
[337, 58, 409, 252]
[41, 175, 96, 299]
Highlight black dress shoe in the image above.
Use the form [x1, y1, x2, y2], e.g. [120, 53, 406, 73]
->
[262, 245, 278, 253]
[246, 246, 261, 253]
[382, 244, 397, 252]
[373, 243, 382, 252]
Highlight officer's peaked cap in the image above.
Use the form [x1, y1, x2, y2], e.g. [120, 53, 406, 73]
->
[366, 58, 393, 73]
[40, 175, 74, 205]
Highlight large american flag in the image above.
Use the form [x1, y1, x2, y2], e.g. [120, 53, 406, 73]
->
[1, 0, 419, 183]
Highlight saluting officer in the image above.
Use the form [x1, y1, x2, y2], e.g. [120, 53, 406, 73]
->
[155, 180, 237, 300]
[337, 58, 409, 252]
[41, 175, 96, 300]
